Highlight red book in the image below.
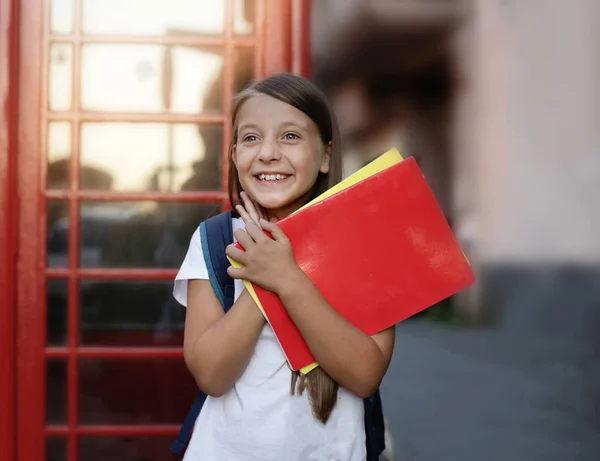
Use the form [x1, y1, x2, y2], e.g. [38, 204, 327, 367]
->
[233, 157, 475, 371]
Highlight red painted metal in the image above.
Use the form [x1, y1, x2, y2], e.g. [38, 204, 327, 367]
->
[46, 425, 181, 437]
[46, 267, 179, 279]
[46, 111, 227, 123]
[17, 0, 45, 458]
[0, 0, 19, 459]
[48, 34, 256, 47]
[292, 0, 312, 78]
[12, 0, 304, 458]
[255, 0, 266, 78]
[45, 189, 226, 202]
[46, 347, 184, 359]
[264, 0, 292, 75]
[221, 0, 235, 211]
[67, 0, 82, 456]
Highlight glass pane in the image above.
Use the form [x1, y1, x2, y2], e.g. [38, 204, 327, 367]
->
[80, 44, 224, 113]
[79, 201, 221, 268]
[49, 43, 73, 111]
[79, 359, 197, 424]
[48, 200, 69, 267]
[79, 437, 175, 461]
[47, 437, 67, 461]
[80, 280, 184, 347]
[50, 0, 73, 34]
[80, 123, 222, 191]
[234, 47, 255, 93]
[48, 279, 67, 346]
[47, 359, 67, 424]
[82, 0, 225, 36]
[234, 0, 255, 35]
[47, 121, 71, 189]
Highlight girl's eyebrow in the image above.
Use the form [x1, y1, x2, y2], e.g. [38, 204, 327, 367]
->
[239, 123, 260, 132]
[279, 121, 308, 130]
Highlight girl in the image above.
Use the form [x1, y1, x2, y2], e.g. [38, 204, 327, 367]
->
[174, 73, 395, 461]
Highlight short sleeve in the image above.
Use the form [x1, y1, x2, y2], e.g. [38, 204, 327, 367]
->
[173, 228, 209, 307]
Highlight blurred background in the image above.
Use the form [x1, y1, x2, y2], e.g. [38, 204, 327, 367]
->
[1, 0, 599, 460]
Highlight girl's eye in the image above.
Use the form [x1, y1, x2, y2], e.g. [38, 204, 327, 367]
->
[243, 135, 258, 142]
[283, 133, 300, 141]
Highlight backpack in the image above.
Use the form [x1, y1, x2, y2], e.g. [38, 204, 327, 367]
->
[171, 211, 386, 460]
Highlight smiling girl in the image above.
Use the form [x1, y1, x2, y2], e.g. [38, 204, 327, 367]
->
[174, 73, 395, 461]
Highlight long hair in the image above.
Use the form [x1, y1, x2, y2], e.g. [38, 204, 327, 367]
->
[227, 73, 342, 423]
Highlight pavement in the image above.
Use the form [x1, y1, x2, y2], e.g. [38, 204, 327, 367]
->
[380, 314, 600, 461]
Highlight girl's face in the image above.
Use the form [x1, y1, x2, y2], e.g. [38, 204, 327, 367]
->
[233, 94, 330, 220]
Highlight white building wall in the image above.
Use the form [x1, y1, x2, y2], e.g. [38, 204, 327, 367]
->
[311, 0, 600, 265]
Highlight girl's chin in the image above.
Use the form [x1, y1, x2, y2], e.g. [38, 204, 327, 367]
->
[253, 198, 291, 211]
[250, 195, 301, 215]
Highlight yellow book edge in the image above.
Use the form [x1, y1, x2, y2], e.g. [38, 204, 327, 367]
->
[228, 147, 404, 374]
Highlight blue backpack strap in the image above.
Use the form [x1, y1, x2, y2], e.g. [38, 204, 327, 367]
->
[200, 210, 235, 311]
[169, 393, 207, 454]
[364, 389, 386, 460]
[170, 211, 236, 455]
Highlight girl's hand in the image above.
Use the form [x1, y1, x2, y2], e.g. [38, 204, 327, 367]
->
[238, 191, 264, 226]
[226, 210, 299, 294]
[238, 191, 279, 226]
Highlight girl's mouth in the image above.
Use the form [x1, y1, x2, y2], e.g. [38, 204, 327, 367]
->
[254, 173, 291, 185]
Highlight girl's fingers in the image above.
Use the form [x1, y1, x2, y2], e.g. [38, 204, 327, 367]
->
[259, 219, 288, 243]
[244, 219, 269, 242]
[225, 244, 247, 265]
[240, 192, 262, 224]
[233, 228, 255, 249]
[235, 205, 256, 227]
[226, 265, 246, 280]
[236, 207, 268, 243]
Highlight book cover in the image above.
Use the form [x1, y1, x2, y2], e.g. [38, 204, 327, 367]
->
[230, 149, 474, 371]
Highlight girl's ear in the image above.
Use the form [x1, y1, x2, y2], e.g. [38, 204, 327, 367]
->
[319, 142, 332, 174]
[232, 144, 238, 166]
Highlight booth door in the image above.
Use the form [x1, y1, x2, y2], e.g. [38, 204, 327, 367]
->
[13, 1, 310, 460]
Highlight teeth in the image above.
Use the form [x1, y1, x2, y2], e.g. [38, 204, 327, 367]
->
[258, 174, 287, 181]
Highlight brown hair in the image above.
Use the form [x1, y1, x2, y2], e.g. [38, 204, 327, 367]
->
[227, 73, 342, 423]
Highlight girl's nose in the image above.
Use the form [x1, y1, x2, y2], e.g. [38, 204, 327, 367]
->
[257, 139, 282, 162]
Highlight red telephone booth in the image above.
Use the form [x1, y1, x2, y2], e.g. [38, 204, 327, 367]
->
[0, 1, 311, 460]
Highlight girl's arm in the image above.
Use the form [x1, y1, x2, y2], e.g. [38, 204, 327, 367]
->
[226, 213, 395, 398]
[183, 280, 265, 397]
[278, 271, 395, 398]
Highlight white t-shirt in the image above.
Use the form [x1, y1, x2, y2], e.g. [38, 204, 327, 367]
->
[174, 217, 366, 461]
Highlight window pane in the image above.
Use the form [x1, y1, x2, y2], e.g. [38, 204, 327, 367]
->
[80, 280, 184, 347]
[47, 121, 71, 189]
[47, 437, 67, 461]
[234, 0, 255, 35]
[47, 359, 67, 424]
[81, 44, 224, 114]
[234, 47, 255, 93]
[79, 359, 197, 424]
[80, 123, 222, 191]
[48, 279, 67, 346]
[50, 0, 73, 34]
[79, 201, 221, 268]
[79, 437, 175, 461]
[48, 200, 68, 267]
[49, 43, 73, 111]
[82, 0, 225, 36]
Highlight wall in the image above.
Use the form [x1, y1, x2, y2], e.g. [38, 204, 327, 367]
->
[478, 0, 600, 264]
[312, 0, 600, 265]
